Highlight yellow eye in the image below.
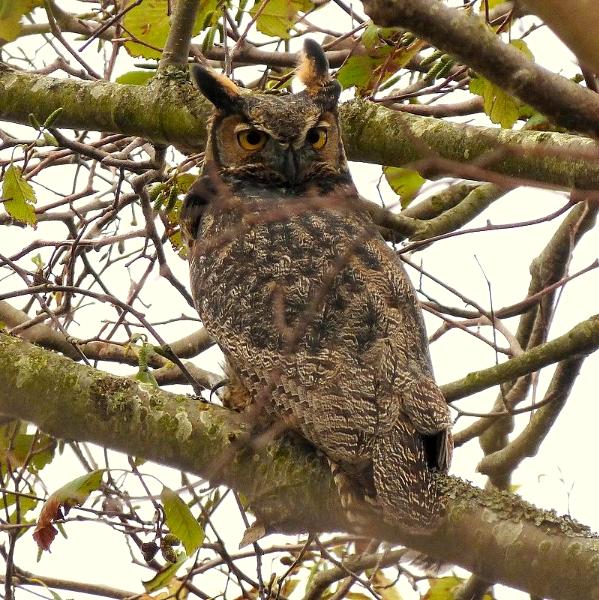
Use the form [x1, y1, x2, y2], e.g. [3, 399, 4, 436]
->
[237, 129, 268, 151]
[306, 127, 327, 150]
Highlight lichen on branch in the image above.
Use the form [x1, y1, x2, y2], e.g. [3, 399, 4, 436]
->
[0, 332, 599, 598]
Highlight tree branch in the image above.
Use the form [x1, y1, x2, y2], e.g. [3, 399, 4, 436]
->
[442, 313, 599, 401]
[158, 0, 201, 69]
[2, 68, 599, 188]
[477, 356, 583, 478]
[0, 570, 134, 600]
[361, 0, 599, 136]
[515, 0, 599, 76]
[0, 333, 598, 599]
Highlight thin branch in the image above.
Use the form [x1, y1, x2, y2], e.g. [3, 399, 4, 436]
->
[440, 313, 599, 402]
[0, 569, 135, 599]
[159, 0, 201, 69]
[477, 357, 584, 477]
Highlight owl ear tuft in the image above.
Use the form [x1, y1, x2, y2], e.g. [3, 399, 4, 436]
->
[297, 39, 342, 109]
[191, 64, 241, 112]
[297, 39, 331, 91]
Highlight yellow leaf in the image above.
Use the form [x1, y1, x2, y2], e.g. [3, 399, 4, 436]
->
[469, 40, 534, 129]
[373, 570, 403, 600]
[250, 0, 313, 39]
[0, 0, 42, 43]
[2, 164, 37, 226]
[383, 166, 425, 208]
[423, 576, 463, 600]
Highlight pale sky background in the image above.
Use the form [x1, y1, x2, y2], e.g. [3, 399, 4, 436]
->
[1, 1, 598, 598]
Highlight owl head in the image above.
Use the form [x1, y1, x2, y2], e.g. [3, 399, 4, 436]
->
[191, 40, 349, 187]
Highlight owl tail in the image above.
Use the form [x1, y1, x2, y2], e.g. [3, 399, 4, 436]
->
[372, 420, 446, 531]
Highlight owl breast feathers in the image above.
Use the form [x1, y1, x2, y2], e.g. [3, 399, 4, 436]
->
[182, 40, 452, 530]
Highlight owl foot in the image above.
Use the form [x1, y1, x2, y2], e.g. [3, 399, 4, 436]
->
[209, 379, 228, 402]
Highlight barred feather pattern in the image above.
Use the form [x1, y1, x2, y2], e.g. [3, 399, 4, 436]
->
[186, 171, 453, 530]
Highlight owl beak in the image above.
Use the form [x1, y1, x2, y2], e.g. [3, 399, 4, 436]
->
[282, 149, 300, 185]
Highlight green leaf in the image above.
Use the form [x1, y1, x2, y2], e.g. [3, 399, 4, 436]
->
[361, 23, 401, 56]
[250, 0, 312, 39]
[336, 55, 379, 90]
[123, 0, 171, 59]
[0, 0, 42, 43]
[124, 0, 218, 59]
[469, 40, 534, 129]
[143, 554, 186, 592]
[161, 487, 204, 556]
[196, 0, 219, 31]
[0, 430, 55, 474]
[175, 173, 197, 193]
[2, 164, 37, 226]
[0, 492, 18, 509]
[15, 433, 56, 472]
[383, 166, 425, 208]
[8, 495, 38, 524]
[55, 470, 104, 504]
[116, 70, 155, 85]
[134, 366, 159, 387]
[168, 229, 188, 259]
[510, 39, 534, 61]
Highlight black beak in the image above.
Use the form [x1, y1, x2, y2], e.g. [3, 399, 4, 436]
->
[283, 149, 299, 185]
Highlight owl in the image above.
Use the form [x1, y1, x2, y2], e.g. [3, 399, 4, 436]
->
[182, 40, 452, 530]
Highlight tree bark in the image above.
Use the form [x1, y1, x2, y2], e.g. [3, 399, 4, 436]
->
[361, 0, 599, 136]
[1, 332, 598, 599]
[515, 0, 599, 76]
[2, 67, 599, 189]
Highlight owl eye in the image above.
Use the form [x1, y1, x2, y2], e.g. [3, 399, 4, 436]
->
[306, 127, 327, 150]
[237, 129, 268, 151]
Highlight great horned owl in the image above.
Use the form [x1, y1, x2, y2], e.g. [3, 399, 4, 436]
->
[182, 40, 452, 530]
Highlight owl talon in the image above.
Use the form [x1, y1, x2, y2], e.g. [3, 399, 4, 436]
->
[209, 379, 228, 402]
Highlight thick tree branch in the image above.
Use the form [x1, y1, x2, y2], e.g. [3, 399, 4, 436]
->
[0, 300, 218, 389]
[477, 357, 583, 478]
[2, 68, 599, 188]
[0, 333, 598, 599]
[361, 0, 599, 136]
[516, 0, 599, 76]
[339, 99, 599, 190]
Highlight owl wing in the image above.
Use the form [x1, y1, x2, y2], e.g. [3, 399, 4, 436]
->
[181, 162, 224, 248]
[185, 170, 452, 475]
[338, 223, 453, 473]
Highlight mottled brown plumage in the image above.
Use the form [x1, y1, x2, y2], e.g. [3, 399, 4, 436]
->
[182, 40, 452, 530]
